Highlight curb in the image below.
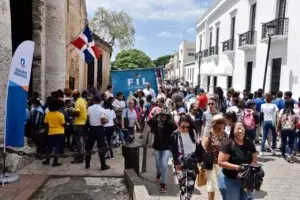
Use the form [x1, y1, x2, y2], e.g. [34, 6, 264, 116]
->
[124, 169, 152, 200]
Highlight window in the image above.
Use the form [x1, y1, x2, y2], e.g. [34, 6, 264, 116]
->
[215, 27, 219, 54]
[250, 3, 256, 32]
[245, 62, 253, 91]
[88, 62, 95, 88]
[200, 35, 202, 51]
[207, 76, 211, 92]
[271, 58, 282, 92]
[209, 32, 213, 48]
[277, 0, 286, 19]
[213, 76, 217, 88]
[227, 76, 233, 89]
[230, 17, 236, 40]
[188, 53, 195, 56]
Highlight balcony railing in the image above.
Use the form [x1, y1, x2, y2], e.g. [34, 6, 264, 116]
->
[222, 39, 235, 52]
[239, 31, 256, 47]
[261, 18, 289, 40]
[203, 49, 209, 57]
[209, 46, 218, 56]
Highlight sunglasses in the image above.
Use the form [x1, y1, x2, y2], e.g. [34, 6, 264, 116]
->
[215, 121, 225, 125]
[180, 125, 190, 129]
[208, 103, 215, 106]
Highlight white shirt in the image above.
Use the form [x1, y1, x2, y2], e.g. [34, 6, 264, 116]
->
[88, 104, 106, 126]
[122, 108, 137, 127]
[104, 109, 116, 127]
[261, 103, 278, 121]
[143, 88, 156, 100]
[105, 90, 114, 98]
[157, 93, 166, 100]
[112, 99, 126, 110]
[178, 133, 196, 157]
[166, 98, 173, 111]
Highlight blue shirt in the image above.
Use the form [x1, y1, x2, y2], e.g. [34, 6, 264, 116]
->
[254, 98, 265, 112]
[273, 98, 285, 111]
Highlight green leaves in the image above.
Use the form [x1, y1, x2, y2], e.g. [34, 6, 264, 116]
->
[113, 49, 155, 69]
[89, 7, 135, 50]
[153, 55, 173, 67]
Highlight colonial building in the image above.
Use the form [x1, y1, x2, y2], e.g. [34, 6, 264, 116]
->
[164, 52, 179, 80]
[196, 0, 300, 95]
[0, 0, 111, 141]
[178, 41, 196, 80]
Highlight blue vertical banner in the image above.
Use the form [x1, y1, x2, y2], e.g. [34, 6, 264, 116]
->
[5, 41, 35, 147]
[111, 68, 162, 98]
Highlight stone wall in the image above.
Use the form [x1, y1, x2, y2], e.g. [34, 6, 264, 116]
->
[32, 0, 46, 100]
[45, 0, 66, 95]
[66, 0, 87, 92]
[0, 0, 12, 139]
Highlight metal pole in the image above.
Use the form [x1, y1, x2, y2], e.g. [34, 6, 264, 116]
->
[263, 35, 272, 92]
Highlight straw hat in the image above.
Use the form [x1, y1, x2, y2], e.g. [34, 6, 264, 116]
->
[212, 114, 224, 122]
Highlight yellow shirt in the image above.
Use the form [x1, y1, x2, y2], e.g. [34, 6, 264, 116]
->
[44, 111, 65, 135]
[74, 97, 87, 125]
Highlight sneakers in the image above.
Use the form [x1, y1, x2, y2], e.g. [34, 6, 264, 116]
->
[271, 149, 276, 156]
[85, 162, 90, 169]
[155, 174, 161, 183]
[101, 164, 110, 171]
[42, 159, 50, 165]
[287, 155, 292, 163]
[160, 184, 166, 193]
[259, 152, 264, 157]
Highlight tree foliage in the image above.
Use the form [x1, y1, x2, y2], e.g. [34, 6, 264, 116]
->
[153, 55, 173, 67]
[89, 7, 135, 50]
[112, 49, 155, 69]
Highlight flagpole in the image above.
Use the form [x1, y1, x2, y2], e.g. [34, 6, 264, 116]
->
[66, 24, 89, 48]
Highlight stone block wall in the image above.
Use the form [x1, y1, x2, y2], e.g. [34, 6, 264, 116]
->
[0, 0, 12, 140]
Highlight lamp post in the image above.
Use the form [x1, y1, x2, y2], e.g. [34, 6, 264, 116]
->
[195, 51, 203, 87]
[262, 22, 276, 92]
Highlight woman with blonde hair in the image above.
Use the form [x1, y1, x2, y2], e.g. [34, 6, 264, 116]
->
[202, 114, 228, 200]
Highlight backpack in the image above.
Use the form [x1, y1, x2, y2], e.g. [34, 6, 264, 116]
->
[243, 109, 256, 130]
[281, 112, 295, 130]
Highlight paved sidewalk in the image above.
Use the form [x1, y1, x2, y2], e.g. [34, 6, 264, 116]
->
[0, 175, 48, 200]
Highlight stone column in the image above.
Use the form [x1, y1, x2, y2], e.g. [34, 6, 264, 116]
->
[101, 51, 111, 92]
[0, 0, 12, 140]
[45, 0, 66, 95]
[32, 0, 46, 100]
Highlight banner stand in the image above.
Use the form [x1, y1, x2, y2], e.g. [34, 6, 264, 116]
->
[1, 41, 35, 185]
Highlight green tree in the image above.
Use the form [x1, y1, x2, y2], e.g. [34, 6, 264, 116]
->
[153, 55, 173, 67]
[113, 49, 155, 69]
[90, 7, 135, 50]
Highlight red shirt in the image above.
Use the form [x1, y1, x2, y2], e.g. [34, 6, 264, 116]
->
[198, 94, 208, 109]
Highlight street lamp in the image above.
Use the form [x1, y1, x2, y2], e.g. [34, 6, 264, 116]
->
[262, 22, 276, 92]
[195, 51, 203, 87]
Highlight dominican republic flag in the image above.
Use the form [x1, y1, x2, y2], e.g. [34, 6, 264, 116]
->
[71, 26, 102, 63]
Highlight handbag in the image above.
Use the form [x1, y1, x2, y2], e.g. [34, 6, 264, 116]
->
[178, 135, 198, 169]
[196, 164, 207, 187]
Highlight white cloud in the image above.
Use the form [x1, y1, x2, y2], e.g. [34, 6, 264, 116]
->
[136, 35, 146, 42]
[86, 0, 207, 22]
[157, 31, 182, 39]
[187, 28, 195, 33]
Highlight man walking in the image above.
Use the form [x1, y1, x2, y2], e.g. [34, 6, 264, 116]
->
[71, 89, 87, 164]
[143, 83, 156, 101]
[85, 95, 110, 170]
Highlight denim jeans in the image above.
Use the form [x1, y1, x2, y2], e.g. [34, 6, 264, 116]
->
[294, 131, 300, 152]
[281, 130, 296, 157]
[261, 121, 277, 152]
[246, 129, 256, 143]
[218, 171, 253, 200]
[154, 150, 171, 184]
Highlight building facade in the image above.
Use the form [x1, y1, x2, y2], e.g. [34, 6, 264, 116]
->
[178, 41, 196, 80]
[196, 0, 299, 96]
[0, 0, 111, 142]
[184, 62, 197, 86]
[164, 52, 179, 80]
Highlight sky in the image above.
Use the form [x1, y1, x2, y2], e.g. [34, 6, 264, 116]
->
[86, 0, 215, 60]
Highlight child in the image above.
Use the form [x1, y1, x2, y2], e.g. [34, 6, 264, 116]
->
[43, 98, 65, 167]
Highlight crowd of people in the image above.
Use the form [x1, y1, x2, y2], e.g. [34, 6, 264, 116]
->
[25, 80, 300, 200]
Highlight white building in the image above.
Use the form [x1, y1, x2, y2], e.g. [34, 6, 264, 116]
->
[196, 0, 300, 97]
[184, 61, 197, 86]
[165, 52, 179, 80]
[178, 40, 196, 80]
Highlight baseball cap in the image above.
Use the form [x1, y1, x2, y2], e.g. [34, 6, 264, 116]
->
[198, 88, 205, 93]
